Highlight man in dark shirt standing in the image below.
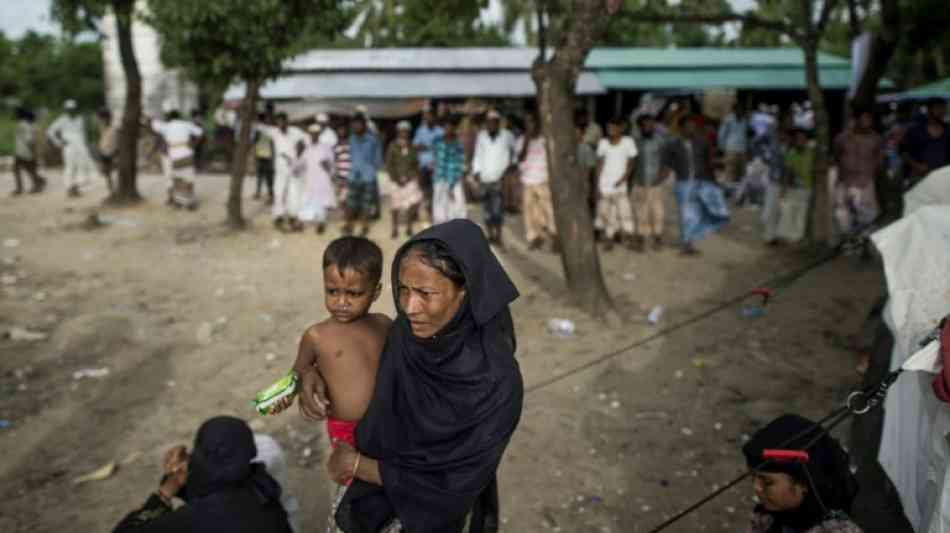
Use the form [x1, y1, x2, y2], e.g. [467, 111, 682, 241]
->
[900, 97, 950, 186]
[661, 115, 718, 256]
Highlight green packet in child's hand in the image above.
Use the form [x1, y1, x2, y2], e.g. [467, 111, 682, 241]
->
[254, 370, 298, 415]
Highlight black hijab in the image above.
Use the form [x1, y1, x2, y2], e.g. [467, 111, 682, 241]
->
[336, 220, 523, 533]
[185, 416, 282, 505]
[743, 414, 859, 532]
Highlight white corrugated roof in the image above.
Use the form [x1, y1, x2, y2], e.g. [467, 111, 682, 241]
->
[226, 71, 604, 100]
[285, 47, 547, 72]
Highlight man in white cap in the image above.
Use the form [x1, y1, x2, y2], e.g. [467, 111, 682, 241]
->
[260, 113, 309, 231]
[354, 104, 377, 134]
[472, 109, 516, 246]
[47, 99, 96, 197]
[295, 124, 336, 234]
[384, 120, 423, 238]
[314, 112, 338, 147]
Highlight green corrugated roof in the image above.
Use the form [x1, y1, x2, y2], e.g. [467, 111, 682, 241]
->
[903, 77, 950, 97]
[587, 47, 849, 69]
[586, 47, 856, 90]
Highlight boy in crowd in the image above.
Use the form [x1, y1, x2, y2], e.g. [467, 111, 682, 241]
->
[269, 237, 390, 478]
[594, 116, 638, 251]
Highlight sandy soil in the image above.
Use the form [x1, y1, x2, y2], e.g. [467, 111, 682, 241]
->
[0, 171, 883, 532]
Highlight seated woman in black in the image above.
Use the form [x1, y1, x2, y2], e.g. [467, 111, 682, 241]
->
[112, 416, 292, 533]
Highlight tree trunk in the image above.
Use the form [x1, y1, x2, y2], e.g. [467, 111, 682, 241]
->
[109, 0, 141, 205]
[850, 0, 900, 110]
[531, 2, 614, 318]
[803, 44, 834, 246]
[227, 79, 259, 229]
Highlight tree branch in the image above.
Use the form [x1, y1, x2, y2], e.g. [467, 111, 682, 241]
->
[618, 9, 798, 41]
[816, 0, 842, 35]
[536, 0, 547, 60]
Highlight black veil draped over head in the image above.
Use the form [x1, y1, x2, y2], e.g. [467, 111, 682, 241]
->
[185, 416, 283, 505]
[336, 220, 524, 533]
[742, 414, 859, 532]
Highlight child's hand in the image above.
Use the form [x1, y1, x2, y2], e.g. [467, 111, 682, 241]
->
[266, 392, 297, 415]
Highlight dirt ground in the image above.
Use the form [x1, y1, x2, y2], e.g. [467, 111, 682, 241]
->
[0, 170, 887, 532]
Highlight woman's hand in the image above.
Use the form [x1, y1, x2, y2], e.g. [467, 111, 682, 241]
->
[298, 368, 331, 421]
[159, 445, 189, 500]
[326, 442, 360, 485]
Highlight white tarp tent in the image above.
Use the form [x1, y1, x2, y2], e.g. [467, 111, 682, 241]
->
[905, 166, 950, 217]
[875, 166, 950, 533]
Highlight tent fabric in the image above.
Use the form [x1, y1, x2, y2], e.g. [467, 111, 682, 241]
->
[874, 200, 950, 533]
[904, 165, 950, 217]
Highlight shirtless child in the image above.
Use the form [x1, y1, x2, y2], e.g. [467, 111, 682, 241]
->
[268, 236, 390, 479]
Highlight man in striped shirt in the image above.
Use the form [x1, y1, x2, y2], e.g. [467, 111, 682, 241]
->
[333, 120, 352, 207]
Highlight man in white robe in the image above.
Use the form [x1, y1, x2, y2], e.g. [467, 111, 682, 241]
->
[47, 99, 96, 197]
[151, 110, 204, 205]
[260, 113, 309, 231]
[295, 124, 337, 234]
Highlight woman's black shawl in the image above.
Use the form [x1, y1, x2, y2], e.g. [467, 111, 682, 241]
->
[336, 219, 523, 533]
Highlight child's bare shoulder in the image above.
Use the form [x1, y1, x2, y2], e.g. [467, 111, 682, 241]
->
[303, 319, 343, 346]
[367, 313, 393, 332]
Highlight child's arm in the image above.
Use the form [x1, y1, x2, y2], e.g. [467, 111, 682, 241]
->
[268, 328, 330, 416]
[296, 328, 332, 420]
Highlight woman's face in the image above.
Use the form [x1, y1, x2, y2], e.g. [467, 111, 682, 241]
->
[753, 471, 807, 512]
[397, 253, 466, 338]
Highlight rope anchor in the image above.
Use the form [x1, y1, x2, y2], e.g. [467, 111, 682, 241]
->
[846, 370, 903, 415]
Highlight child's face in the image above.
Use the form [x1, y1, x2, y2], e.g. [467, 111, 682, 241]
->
[323, 266, 380, 324]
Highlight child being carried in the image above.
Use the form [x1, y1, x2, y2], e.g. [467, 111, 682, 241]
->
[264, 236, 390, 484]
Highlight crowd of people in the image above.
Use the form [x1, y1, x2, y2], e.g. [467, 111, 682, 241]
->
[243, 102, 738, 257]
[8, 95, 950, 258]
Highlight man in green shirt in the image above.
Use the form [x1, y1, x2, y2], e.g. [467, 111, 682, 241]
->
[778, 128, 815, 243]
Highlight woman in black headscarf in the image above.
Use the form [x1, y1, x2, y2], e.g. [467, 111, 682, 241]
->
[309, 219, 523, 533]
[112, 416, 292, 533]
[742, 414, 863, 533]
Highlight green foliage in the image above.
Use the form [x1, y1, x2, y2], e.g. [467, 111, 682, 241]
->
[50, 0, 110, 36]
[348, 0, 507, 47]
[889, 0, 950, 87]
[0, 115, 15, 156]
[147, 0, 348, 88]
[603, 0, 733, 47]
[0, 30, 104, 112]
